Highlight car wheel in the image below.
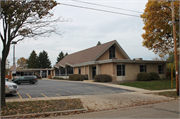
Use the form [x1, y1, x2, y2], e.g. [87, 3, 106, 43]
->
[32, 82, 35, 84]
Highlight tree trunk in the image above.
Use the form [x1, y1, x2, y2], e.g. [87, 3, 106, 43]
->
[1, 56, 6, 107]
[1, 41, 11, 107]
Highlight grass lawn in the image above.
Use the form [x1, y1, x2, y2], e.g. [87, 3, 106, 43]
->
[119, 80, 176, 90]
[1, 99, 83, 116]
[156, 91, 179, 99]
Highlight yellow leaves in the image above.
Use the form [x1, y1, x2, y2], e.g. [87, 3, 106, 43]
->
[17, 57, 27, 69]
[141, 0, 179, 56]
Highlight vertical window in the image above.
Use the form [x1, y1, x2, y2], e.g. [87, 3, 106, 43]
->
[67, 66, 73, 75]
[140, 65, 146, 72]
[60, 67, 65, 76]
[117, 65, 125, 76]
[109, 45, 115, 59]
[55, 68, 59, 76]
[79, 67, 81, 74]
[158, 65, 164, 74]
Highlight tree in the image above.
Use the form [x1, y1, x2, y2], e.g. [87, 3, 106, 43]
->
[97, 41, 101, 46]
[65, 52, 68, 57]
[38, 50, 51, 68]
[141, 1, 179, 57]
[56, 51, 64, 63]
[17, 57, 27, 69]
[1, 0, 61, 107]
[27, 50, 39, 68]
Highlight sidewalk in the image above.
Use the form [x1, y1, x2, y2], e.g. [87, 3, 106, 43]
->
[52, 100, 180, 118]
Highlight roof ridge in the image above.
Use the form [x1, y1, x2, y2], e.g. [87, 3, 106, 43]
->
[66, 40, 116, 56]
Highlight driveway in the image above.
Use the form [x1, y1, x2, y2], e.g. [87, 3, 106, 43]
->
[6, 79, 134, 99]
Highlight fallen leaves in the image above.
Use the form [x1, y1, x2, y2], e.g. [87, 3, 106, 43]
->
[1, 99, 83, 117]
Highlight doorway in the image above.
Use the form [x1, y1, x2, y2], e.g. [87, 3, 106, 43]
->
[92, 67, 96, 79]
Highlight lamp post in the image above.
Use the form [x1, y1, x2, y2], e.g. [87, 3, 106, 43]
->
[11, 41, 17, 79]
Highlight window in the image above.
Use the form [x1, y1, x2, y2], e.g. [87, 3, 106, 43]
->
[117, 65, 125, 76]
[60, 67, 65, 76]
[109, 45, 115, 59]
[67, 66, 73, 75]
[158, 65, 164, 74]
[55, 68, 59, 76]
[140, 65, 146, 72]
[79, 67, 81, 74]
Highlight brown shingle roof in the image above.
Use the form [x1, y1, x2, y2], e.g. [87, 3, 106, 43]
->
[55, 40, 129, 68]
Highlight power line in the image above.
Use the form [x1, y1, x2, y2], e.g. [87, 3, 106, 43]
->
[72, 0, 143, 14]
[60, 3, 140, 17]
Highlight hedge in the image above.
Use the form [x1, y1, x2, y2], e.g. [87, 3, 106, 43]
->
[94, 74, 112, 82]
[137, 73, 151, 81]
[69, 74, 88, 81]
[149, 72, 160, 80]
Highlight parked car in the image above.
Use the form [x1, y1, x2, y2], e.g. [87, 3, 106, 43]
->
[5, 80, 19, 94]
[5, 78, 9, 81]
[13, 75, 38, 84]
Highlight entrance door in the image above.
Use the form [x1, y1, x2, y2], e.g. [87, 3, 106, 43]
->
[92, 67, 96, 79]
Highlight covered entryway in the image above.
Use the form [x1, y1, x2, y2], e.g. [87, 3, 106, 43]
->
[92, 66, 96, 79]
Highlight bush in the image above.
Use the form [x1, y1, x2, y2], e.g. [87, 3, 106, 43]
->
[53, 77, 64, 80]
[137, 73, 151, 81]
[94, 74, 112, 82]
[69, 74, 88, 81]
[149, 72, 160, 80]
[160, 77, 167, 80]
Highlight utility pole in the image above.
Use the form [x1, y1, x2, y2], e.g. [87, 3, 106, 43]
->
[171, 1, 179, 96]
[11, 41, 17, 79]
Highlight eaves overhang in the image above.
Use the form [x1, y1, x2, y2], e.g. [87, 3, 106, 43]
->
[72, 59, 169, 67]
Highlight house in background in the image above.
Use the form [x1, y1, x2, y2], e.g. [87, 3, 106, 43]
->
[54, 40, 168, 81]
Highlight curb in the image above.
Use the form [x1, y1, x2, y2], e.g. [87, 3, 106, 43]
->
[1, 109, 87, 118]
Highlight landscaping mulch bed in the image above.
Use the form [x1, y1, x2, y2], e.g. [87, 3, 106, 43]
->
[1, 99, 84, 117]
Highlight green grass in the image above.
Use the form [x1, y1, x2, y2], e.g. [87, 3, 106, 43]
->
[119, 80, 176, 90]
[157, 91, 179, 99]
[1, 99, 83, 116]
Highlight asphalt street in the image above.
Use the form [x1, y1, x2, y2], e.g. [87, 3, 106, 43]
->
[6, 79, 134, 99]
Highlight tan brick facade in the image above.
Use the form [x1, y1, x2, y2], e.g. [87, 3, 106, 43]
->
[96, 47, 126, 61]
[100, 63, 116, 81]
[74, 67, 78, 74]
[96, 50, 109, 61]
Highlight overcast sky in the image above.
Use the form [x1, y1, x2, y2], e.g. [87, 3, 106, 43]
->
[1, 0, 160, 67]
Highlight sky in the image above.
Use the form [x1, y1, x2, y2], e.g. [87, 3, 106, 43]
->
[1, 0, 160, 67]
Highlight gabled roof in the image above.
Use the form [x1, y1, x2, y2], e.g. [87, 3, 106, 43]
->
[55, 40, 130, 68]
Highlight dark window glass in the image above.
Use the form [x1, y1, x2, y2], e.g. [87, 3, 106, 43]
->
[117, 65, 125, 76]
[60, 67, 65, 76]
[109, 45, 115, 59]
[140, 65, 146, 72]
[79, 67, 81, 74]
[67, 66, 73, 75]
[158, 65, 164, 74]
[55, 68, 59, 76]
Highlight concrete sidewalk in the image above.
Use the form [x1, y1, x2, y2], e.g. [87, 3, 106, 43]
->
[52, 100, 180, 118]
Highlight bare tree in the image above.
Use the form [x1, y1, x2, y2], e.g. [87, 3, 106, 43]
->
[0, 0, 66, 107]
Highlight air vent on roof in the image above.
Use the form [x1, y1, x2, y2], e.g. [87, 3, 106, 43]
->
[133, 58, 143, 60]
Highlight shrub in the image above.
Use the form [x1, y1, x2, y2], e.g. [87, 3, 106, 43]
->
[53, 77, 64, 80]
[161, 77, 167, 80]
[35, 75, 42, 79]
[94, 74, 112, 82]
[137, 73, 151, 81]
[149, 72, 160, 80]
[69, 74, 88, 81]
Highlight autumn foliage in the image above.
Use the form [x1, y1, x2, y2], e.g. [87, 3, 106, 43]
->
[141, 1, 179, 57]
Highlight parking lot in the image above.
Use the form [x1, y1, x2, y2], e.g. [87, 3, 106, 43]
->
[6, 79, 134, 99]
